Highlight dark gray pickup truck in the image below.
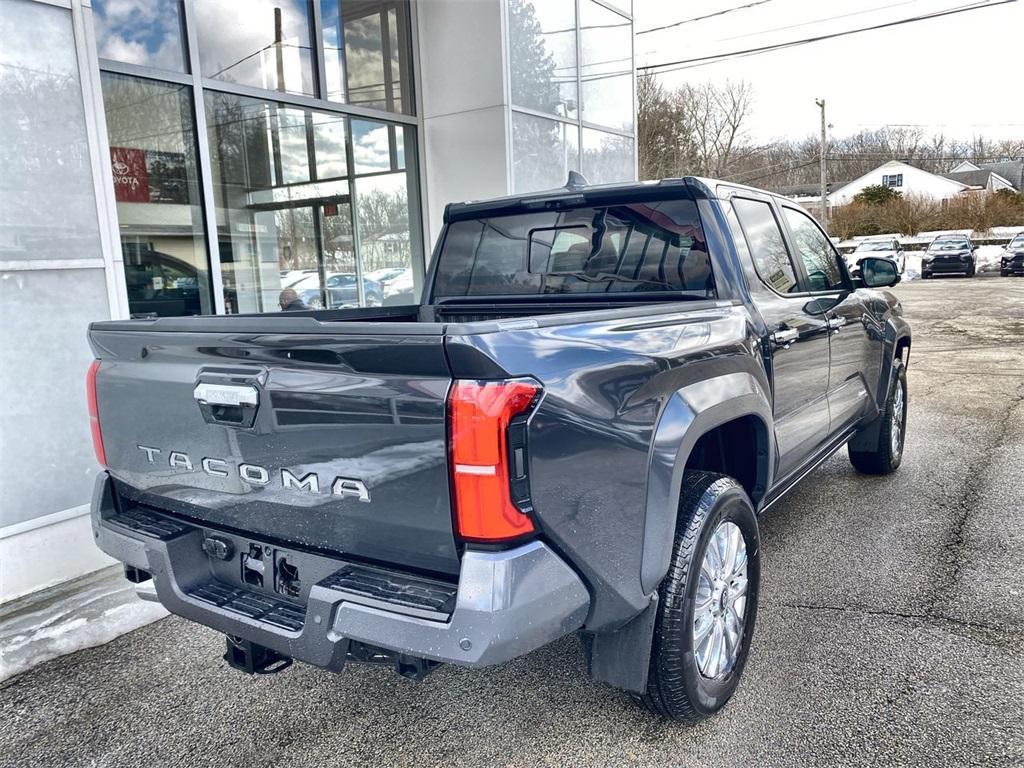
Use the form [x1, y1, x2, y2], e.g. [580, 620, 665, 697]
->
[88, 176, 911, 722]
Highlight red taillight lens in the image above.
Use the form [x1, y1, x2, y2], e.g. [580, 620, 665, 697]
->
[86, 360, 107, 467]
[448, 379, 540, 542]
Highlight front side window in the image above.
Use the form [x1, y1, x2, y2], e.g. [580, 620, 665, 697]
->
[733, 198, 798, 294]
[782, 207, 845, 292]
[434, 199, 712, 299]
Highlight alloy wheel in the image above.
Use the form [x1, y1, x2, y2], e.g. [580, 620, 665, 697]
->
[693, 521, 748, 679]
[891, 379, 905, 458]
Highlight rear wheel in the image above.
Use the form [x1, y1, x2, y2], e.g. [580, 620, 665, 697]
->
[637, 472, 760, 723]
[849, 360, 907, 474]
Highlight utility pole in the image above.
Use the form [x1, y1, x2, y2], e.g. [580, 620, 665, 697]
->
[815, 98, 828, 234]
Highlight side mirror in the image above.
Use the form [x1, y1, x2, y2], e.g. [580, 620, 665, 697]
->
[859, 257, 900, 288]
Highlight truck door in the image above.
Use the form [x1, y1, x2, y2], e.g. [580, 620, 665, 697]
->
[730, 196, 832, 481]
[778, 206, 883, 434]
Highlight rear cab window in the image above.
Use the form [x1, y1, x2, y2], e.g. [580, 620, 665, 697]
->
[432, 198, 715, 301]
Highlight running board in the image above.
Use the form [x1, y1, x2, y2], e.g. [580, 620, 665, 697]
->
[760, 427, 857, 513]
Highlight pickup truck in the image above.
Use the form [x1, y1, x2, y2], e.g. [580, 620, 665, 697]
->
[87, 175, 911, 723]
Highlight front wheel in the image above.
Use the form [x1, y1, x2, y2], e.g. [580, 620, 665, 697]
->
[636, 472, 760, 723]
[849, 360, 907, 474]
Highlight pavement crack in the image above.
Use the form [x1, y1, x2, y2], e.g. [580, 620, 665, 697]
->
[765, 600, 1021, 646]
[924, 380, 1024, 616]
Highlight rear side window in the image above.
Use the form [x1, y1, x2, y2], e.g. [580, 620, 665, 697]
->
[433, 199, 714, 299]
[782, 207, 845, 292]
[732, 198, 799, 294]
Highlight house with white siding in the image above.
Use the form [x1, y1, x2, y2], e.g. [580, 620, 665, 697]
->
[828, 160, 972, 206]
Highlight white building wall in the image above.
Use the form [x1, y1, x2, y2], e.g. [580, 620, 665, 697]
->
[830, 160, 968, 206]
[0, 0, 124, 602]
[415, 0, 511, 247]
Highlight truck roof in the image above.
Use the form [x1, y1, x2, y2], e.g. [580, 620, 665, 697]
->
[443, 175, 731, 222]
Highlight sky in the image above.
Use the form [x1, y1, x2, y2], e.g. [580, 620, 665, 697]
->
[633, 0, 1024, 145]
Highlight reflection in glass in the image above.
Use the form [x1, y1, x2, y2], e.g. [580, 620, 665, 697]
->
[102, 73, 212, 316]
[733, 198, 798, 293]
[782, 207, 844, 290]
[508, 0, 577, 118]
[433, 200, 712, 298]
[204, 92, 419, 313]
[582, 128, 633, 185]
[1, 0, 103, 263]
[580, 0, 632, 132]
[321, 0, 414, 114]
[195, 0, 315, 96]
[92, 0, 187, 72]
[512, 112, 579, 194]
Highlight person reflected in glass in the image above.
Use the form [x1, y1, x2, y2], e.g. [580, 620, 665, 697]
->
[278, 288, 309, 311]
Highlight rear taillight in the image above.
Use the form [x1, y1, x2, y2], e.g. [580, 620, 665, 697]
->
[86, 360, 106, 467]
[448, 379, 540, 542]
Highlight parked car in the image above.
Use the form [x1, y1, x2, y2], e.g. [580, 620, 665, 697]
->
[292, 272, 384, 308]
[382, 267, 414, 300]
[87, 176, 910, 724]
[1000, 232, 1024, 276]
[847, 238, 905, 275]
[122, 248, 204, 317]
[366, 267, 408, 286]
[921, 234, 976, 278]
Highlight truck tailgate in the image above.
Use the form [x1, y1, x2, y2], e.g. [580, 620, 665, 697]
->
[89, 327, 459, 576]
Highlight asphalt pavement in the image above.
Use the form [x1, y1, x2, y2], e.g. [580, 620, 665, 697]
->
[1, 275, 1022, 768]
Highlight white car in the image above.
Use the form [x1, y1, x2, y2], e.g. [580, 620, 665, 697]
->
[846, 238, 906, 275]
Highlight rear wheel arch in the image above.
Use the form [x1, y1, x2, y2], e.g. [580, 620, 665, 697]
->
[641, 379, 773, 597]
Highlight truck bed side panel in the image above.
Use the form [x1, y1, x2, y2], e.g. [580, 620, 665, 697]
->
[446, 303, 767, 629]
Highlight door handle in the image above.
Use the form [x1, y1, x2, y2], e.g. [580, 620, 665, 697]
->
[770, 328, 799, 348]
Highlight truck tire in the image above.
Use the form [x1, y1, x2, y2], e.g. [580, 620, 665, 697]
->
[637, 471, 760, 723]
[849, 359, 907, 475]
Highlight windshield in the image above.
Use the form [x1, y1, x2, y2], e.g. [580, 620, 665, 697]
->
[929, 239, 969, 252]
[432, 199, 714, 300]
[856, 241, 894, 251]
[1009, 235, 1024, 249]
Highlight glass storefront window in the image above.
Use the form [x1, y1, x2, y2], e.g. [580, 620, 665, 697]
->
[512, 112, 579, 194]
[508, 0, 577, 119]
[195, 0, 316, 96]
[92, 0, 188, 72]
[205, 91, 419, 313]
[320, 0, 414, 114]
[101, 73, 213, 316]
[582, 127, 634, 185]
[579, 0, 633, 132]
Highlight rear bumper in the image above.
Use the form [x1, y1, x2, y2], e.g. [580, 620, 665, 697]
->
[91, 474, 589, 669]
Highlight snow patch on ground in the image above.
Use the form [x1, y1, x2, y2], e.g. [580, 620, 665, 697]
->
[903, 254, 923, 281]
[0, 567, 168, 682]
[975, 245, 1005, 273]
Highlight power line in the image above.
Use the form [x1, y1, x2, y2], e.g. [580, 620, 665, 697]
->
[637, 0, 1016, 75]
[709, 0, 929, 44]
[636, 0, 776, 35]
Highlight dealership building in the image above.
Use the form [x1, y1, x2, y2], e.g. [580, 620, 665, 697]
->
[0, 0, 636, 602]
